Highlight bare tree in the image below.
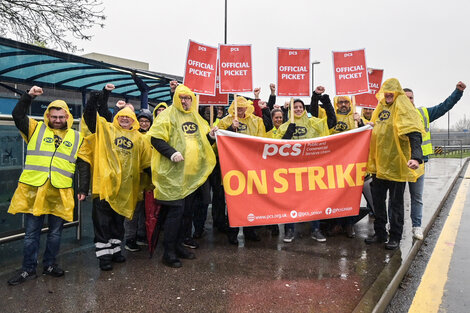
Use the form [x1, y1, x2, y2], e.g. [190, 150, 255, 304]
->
[453, 115, 470, 131]
[0, 0, 106, 52]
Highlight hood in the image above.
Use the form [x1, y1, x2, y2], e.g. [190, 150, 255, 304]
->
[113, 106, 138, 130]
[333, 95, 354, 115]
[44, 100, 74, 129]
[153, 102, 168, 119]
[173, 84, 197, 113]
[227, 96, 254, 117]
[376, 78, 405, 104]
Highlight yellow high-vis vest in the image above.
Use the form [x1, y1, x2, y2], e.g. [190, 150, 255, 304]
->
[417, 107, 432, 156]
[19, 122, 83, 188]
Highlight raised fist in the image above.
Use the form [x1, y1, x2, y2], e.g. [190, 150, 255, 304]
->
[457, 81, 466, 91]
[105, 83, 115, 91]
[254, 87, 261, 99]
[170, 80, 179, 92]
[315, 86, 325, 95]
[28, 86, 43, 97]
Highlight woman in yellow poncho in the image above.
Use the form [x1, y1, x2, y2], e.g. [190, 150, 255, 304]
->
[147, 84, 217, 268]
[365, 78, 425, 250]
[275, 99, 330, 243]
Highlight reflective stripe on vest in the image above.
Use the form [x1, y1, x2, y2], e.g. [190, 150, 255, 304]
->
[417, 107, 432, 156]
[19, 122, 82, 188]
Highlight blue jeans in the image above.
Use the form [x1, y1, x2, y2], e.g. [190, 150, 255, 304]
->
[23, 214, 64, 271]
[408, 174, 424, 227]
[285, 220, 320, 232]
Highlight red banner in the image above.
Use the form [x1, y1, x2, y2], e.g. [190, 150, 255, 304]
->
[199, 66, 229, 105]
[183, 40, 218, 95]
[333, 49, 369, 96]
[216, 127, 372, 227]
[354, 68, 384, 109]
[277, 48, 310, 97]
[219, 44, 253, 93]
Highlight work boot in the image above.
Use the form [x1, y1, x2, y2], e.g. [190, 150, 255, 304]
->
[176, 246, 196, 260]
[99, 258, 113, 271]
[364, 234, 387, 244]
[7, 269, 37, 286]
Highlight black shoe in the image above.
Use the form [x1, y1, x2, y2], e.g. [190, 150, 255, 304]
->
[99, 259, 113, 271]
[162, 255, 182, 268]
[182, 238, 199, 249]
[365, 235, 387, 244]
[136, 236, 148, 246]
[112, 252, 126, 263]
[43, 264, 64, 277]
[244, 230, 261, 242]
[385, 240, 400, 250]
[228, 233, 238, 245]
[7, 270, 37, 286]
[345, 225, 356, 238]
[125, 240, 141, 252]
[176, 246, 196, 260]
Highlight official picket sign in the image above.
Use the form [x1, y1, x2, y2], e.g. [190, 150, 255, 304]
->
[277, 48, 310, 97]
[332, 49, 369, 96]
[199, 66, 229, 105]
[218, 44, 253, 93]
[216, 126, 372, 227]
[355, 68, 384, 108]
[183, 40, 218, 95]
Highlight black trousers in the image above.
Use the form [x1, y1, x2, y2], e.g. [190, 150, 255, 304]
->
[210, 161, 226, 229]
[92, 198, 125, 259]
[371, 176, 406, 241]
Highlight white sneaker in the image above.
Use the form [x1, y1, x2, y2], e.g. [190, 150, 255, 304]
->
[412, 227, 423, 240]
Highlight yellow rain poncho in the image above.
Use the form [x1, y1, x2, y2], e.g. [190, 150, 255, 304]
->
[153, 102, 168, 120]
[331, 96, 357, 134]
[218, 96, 266, 137]
[367, 78, 425, 182]
[147, 85, 216, 201]
[276, 110, 329, 139]
[9, 100, 80, 222]
[78, 107, 152, 219]
[266, 127, 278, 138]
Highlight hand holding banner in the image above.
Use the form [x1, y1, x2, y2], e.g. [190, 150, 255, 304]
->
[219, 44, 253, 93]
[183, 40, 218, 95]
[354, 68, 384, 109]
[277, 48, 310, 97]
[332, 49, 369, 96]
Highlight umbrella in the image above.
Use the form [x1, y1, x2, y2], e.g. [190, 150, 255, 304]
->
[144, 190, 164, 258]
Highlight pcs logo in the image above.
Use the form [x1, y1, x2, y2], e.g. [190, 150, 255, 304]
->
[294, 126, 307, 137]
[114, 136, 134, 149]
[335, 121, 348, 132]
[182, 122, 198, 134]
[378, 110, 391, 121]
[237, 122, 248, 132]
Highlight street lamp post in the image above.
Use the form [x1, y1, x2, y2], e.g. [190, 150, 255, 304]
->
[311, 61, 320, 93]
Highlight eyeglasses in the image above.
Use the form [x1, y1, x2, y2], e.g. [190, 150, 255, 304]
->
[337, 100, 350, 104]
[49, 115, 66, 120]
[179, 96, 192, 101]
[139, 120, 150, 124]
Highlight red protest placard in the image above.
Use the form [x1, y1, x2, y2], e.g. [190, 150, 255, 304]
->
[354, 68, 384, 109]
[332, 49, 369, 96]
[217, 127, 371, 227]
[219, 44, 253, 93]
[183, 40, 218, 95]
[277, 48, 310, 97]
[199, 66, 229, 105]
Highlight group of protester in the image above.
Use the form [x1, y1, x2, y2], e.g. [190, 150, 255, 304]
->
[6, 76, 466, 285]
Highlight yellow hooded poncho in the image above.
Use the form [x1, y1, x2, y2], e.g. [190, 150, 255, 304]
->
[78, 107, 152, 219]
[331, 96, 357, 134]
[217, 96, 266, 137]
[8, 100, 81, 222]
[153, 102, 168, 120]
[276, 109, 329, 139]
[147, 85, 216, 201]
[367, 78, 425, 182]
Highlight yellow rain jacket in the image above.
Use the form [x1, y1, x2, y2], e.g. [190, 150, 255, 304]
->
[153, 102, 168, 120]
[147, 85, 216, 201]
[218, 96, 266, 137]
[78, 107, 152, 219]
[367, 78, 425, 182]
[9, 100, 82, 222]
[266, 127, 278, 138]
[276, 110, 329, 139]
[331, 96, 357, 134]
[361, 109, 373, 124]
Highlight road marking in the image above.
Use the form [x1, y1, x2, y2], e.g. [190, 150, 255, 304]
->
[408, 166, 470, 313]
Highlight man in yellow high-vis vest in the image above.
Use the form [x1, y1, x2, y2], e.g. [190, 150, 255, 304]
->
[7, 86, 87, 286]
[402, 81, 466, 240]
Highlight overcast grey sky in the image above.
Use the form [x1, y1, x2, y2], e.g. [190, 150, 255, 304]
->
[72, 0, 469, 129]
